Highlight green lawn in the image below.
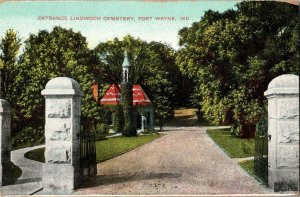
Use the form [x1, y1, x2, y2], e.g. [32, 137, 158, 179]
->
[165, 108, 213, 127]
[24, 147, 45, 163]
[96, 134, 161, 162]
[206, 129, 255, 158]
[239, 159, 268, 186]
[239, 160, 254, 176]
[207, 129, 259, 182]
[24, 134, 161, 163]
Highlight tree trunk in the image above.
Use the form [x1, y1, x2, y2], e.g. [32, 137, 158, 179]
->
[239, 123, 256, 138]
[159, 119, 163, 131]
[121, 82, 136, 136]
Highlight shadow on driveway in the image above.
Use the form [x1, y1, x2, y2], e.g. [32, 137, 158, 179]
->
[78, 172, 182, 188]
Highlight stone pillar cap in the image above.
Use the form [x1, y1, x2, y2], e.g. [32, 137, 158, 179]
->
[41, 77, 83, 96]
[0, 99, 10, 113]
[264, 74, 299, 97]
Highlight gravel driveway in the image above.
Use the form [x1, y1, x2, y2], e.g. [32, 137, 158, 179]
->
[74, 127, 272, 195]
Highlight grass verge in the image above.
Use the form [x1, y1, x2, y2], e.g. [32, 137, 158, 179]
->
[206, 129, 255, 158]
[24, 147, 45, 163]
[207, 129, 269, 186]
[165, 108, 213, 127]
[239, 160, 254, 176]
[24, 133, 161, 163]
[239, 159, 268, 187]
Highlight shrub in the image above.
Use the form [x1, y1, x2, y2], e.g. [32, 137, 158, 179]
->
[94, 123, 109, 140]
[2, 161, 22, 185]
[111, 105, 124, 133]
[12, 126, 44, 149]
[140, 129, 158, 135]
[98, 123, 110, 133]
[230, 121, 241, 136]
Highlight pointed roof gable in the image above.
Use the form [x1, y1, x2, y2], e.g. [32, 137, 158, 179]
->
[100, 84, 121, 105]
[132, 85, 152, 106]
[100, 84, 152, 106]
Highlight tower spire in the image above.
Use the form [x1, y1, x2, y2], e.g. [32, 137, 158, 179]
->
[122, 50, 130, 83]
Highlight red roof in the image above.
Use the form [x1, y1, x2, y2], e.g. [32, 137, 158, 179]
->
[132, 85, 152, 106]
[100, 84, 121, 105]
[100, 84, 152, 106]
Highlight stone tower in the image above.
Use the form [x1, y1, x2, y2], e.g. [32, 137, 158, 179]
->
[122, 51, 130, 83]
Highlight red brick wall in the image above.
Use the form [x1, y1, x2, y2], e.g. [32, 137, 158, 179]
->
[91, 82, 99, 102]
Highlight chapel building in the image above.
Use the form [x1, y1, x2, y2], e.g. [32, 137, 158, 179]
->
[95, 53, 154, 132]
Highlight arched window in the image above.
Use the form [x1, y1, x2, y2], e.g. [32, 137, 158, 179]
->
[124, 70, 128, 82]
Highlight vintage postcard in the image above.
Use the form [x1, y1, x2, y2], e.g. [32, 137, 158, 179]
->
[0, 0, 299, 196]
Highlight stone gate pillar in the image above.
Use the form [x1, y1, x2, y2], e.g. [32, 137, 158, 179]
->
[0, 99, 11, 186]
[41, 77, 83, 194]
[264, 74, 299, 191]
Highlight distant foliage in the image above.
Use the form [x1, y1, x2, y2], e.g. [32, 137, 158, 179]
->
[155, 95, 173, 131]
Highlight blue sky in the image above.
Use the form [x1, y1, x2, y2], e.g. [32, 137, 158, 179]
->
[0, 1, 237, 49]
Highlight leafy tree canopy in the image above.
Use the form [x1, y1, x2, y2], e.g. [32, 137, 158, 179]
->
[15, 27, 101, 128]
[0, 29, 21, 103]
[177, 1, 299, 137]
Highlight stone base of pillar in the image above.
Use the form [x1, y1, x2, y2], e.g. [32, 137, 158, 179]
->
[42, 164, 81, 194]
[270, 168, 299, 192]
[274, 180, 299, 192]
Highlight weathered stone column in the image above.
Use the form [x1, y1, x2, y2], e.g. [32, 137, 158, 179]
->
[41, 77, 83, 194]
[264, 74, 299, 191]
[0, 99, 11, 186]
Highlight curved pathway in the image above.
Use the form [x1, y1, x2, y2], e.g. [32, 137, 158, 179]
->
[75, 127, 272, 195]
[1, 145, 44, 195]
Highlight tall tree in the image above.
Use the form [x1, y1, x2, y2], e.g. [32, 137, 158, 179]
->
[15, 27, 101, 129]
[120, 82, 136, 136]
[0, 29, 21, 102]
